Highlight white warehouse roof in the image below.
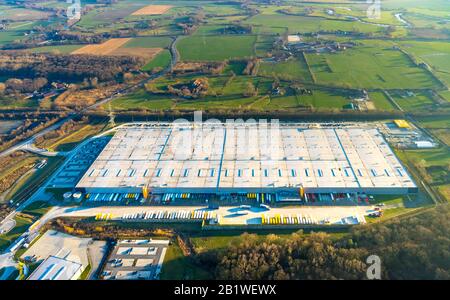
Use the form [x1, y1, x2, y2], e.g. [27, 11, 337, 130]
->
[28, 256, 83, 280]
[76, 122, 416, 193]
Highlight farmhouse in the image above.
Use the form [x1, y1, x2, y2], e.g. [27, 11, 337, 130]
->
[75, 122, 417, 203]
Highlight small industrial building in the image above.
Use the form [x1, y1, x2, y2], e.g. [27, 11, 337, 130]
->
[28, 255, 84, 280]
[75, 122, 417, 202]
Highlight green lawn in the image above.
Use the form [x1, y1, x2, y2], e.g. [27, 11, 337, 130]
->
[177, 35, 256, 61]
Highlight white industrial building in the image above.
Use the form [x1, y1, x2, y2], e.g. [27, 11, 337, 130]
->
[75, 122, 417, 202]
[28, 256, 84, 280]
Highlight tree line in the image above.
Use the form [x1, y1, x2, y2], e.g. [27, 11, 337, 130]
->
[194, 206, 450, 280]
[0, 52, 145, 83]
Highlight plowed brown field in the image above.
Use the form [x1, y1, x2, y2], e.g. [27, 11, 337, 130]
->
[71, 38, 132, 55]
[131, 5, 172, 16]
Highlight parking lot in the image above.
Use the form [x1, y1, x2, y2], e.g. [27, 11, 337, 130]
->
[61, 205, 373, 225]
[102, 239, 169, 280]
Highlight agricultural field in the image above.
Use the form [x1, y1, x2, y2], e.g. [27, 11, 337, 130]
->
[0, 6, 51, 21]
[71, 38, 133, 55]
[108, 90, 175, 111]
[244, 14, 383, 35]
[142, 50, 172, 71]
[24, 44, 85, 54]
[0, 96, 39, 109]
[75, 1, 148, 29]
[123, 36, 172, 49]
[111, 73, 353, 112]
[71, 38, 164, 61]
[0, 0, 448, 114]
[396, 146, 450, 202]
[304, 42, 439, 89]
[258, 57, 313, 82]
[417, 115, 450, 147]
[131, 5, 173, 16]
[397, 41, 450, 87]
[390, 90, 436, 112]
[0, 21, 37, 46]
[177, 35, 257, 61]
[368, 91, 397, 111]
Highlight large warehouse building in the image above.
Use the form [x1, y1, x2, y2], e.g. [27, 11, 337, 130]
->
[75, 122, 417, 202]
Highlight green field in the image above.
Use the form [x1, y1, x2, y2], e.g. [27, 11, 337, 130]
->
[398, 41, 450, 87]
[0, 96, 39, 109]
[6, 156, 65, 204]
[396, 146, 450, 202]
[244, 14, 383, 34]
[124, 36, 172, 49]
[0, 21, 36, 46]
[109, 89, 174, 110]
[258, 56, 313, 82]
[369, 91, 397, 111]
[202, 3, 244, 15]
[142, 49, 172, 71]
[391, 90, 435, 111]
[26, 44, 84, 54]
[305, 42, 439, 89]
[177, 35, 256, 61]
[111, 73, 353, 111]
[160, 240, 211, 280]
[0, 201, 51, 252]
[75, 1, 147, 29]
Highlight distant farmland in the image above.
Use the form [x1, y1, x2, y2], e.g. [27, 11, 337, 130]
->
[131, 5, 172, 16]
[244, 14, 383, 34]
[304, 42, 439, 89]
[258, 57, 313, 83]
[177, 35, 256, 61]
[398, 40, 450, 87]
[71, 38, 163, 60]
[72, 38, 132, 55]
